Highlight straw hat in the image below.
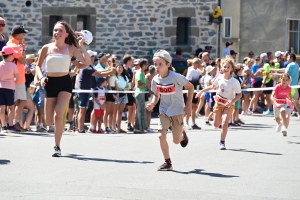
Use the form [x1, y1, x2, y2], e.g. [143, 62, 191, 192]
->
[26, 54, 36, 60]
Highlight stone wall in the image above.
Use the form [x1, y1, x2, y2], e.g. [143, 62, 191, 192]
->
[0, 0, 219, 59]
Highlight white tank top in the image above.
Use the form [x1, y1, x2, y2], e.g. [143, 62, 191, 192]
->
[45, 45, 71, 73]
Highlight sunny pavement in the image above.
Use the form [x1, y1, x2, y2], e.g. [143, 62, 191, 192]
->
[0, 114, 299, 200]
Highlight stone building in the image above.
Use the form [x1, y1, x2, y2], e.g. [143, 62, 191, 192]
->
[221, 0, 300, 61]
[0, 0, 220, 59]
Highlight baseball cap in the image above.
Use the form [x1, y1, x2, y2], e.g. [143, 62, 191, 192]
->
[87, 50, 97, 57]
[206, 65, 216, 73]
[134, 59, 140, 65]
[230, 50, 238, 55]
[275, 51, 283, 58]
[226, 41, 233, 47]
[153, 49, 172, 63]
[192, 58, 201, 64]
[1, 46, 18, 55]
[98, 52, 110, 59]
[11, 25, 28, 35]
[80, 30, 93, 45]
[260, 53, 268, 61]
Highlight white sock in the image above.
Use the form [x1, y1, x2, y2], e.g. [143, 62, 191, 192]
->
[283, 126, 286, 130]
[13, 119, 19, 124]
[192, 122, 195, 126]
[39, 123, 43, 127]
[90, 125, 94, 130]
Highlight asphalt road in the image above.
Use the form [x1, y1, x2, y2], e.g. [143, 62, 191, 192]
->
[0, 114, 299, 200]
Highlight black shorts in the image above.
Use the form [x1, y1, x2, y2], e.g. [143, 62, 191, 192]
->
[0, 88, 14, 106]
[263, 79, 274, 95]
[69, 92, 74, 108]
[252, 80, 262, 88]
[126, 93, 135, 106]
[44, 74, 73, 98]
[106, 87, 116, 102]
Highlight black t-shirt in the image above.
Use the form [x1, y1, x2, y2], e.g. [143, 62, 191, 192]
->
[125, 68, 133, 82]
[76, 65, 96, 89]
[25, 64, 35, 88]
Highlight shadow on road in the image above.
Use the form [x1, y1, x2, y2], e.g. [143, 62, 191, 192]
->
[64, 154, 154, 164]
[0, 159, 11, 165]
[287, 141, 300, 145]
[172, 169, 239, 178]
[228, 149, 283, 155]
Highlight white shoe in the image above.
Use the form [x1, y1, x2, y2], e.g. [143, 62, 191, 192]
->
[147, 127, 155, 133]
[276, 123, 282, 132]
[282, 128, 287, 136]
[184, 125, 191, 130]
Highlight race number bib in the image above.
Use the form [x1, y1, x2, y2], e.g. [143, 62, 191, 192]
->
[274, 98, 286, 105]
[214, 95, 228, 106]
[156, 84, 175, 95]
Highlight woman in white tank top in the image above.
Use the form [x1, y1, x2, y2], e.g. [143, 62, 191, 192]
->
[35, 21, 91, 157]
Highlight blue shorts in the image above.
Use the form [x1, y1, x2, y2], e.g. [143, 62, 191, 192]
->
[204, 92, 211, 103]
[115, 95, 128, 105]
[76, 93, 90, 108]
[242, 91, 251, 95]
[0, 88, 14, 106]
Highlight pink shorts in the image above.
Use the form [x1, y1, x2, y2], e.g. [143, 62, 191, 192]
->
[94, 109, 104, 118]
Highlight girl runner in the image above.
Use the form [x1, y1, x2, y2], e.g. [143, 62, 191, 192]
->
[146, 50, 194, 171]
[196, 58, 242, 150]
[271, 73, 293, 136]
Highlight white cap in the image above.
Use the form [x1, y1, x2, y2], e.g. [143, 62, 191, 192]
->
[206, 65, 215, 73]
[260, 53, 268, 61]
[153, 49, 172, 63]
[81, 30, 93, 45]
[134, 59, 140, 65]
[87, 50, 97, 57]
[275, 51, 283, 58]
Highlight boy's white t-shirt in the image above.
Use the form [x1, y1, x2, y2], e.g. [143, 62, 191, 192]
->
[94, 87, 105, 110]
[213, 74, 241, 100]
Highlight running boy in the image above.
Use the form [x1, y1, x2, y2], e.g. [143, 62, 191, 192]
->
[271, 73, 293, 136]
[93, 78, 107, 133]
[0, 46, 19, 132]
[146, 50, 194, 171]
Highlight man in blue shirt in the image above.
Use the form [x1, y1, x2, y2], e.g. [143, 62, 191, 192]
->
[223, 41, 233, 58]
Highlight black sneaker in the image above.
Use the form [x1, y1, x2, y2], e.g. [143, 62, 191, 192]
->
[180, 130, 189, 148]
[158, 162, 173, 171]
[191, 124, 201, 130]
[76, 129, 86, 133]
[1, 126, 8, 133]
[52, 146, 61, 157]
[205, 121, 212, 126]
[127, 125, 134, 131]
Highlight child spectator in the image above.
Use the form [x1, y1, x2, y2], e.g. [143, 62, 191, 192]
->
[0, 46, 19, 132]
[93, 78, 107, 133]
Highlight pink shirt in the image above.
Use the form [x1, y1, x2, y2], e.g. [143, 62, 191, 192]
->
[274, 84, 291, 99]
[0, 61, 19, 90]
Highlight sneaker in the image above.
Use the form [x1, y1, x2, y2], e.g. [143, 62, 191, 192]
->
[36, 126, 47, 132]
[52, 146, 61, 157]
[220, 143, 226, 150]
[83, 125, 89, 131]
[127, 125, 134, 131]
[180, 130, 189, 148]
[76, 129, 86, 133]
[205, 121, 211, 126]
[253, 110, 261, 114]
[234, 121, 241, 126]
[157, 162, 173, 171]
[276, 123, 282, 132]
[228, 122, 236, 126]
[147, 127, 155, 133]
[237, 119, 245, 125]
[1, 126, 7, 133]
[48, 127, 54, 132]
[282, 128, 287, 136]
[87, 128, 94, 133]
[15, 122, 26, 132]
[7, 125, 20, 133]
[191, 124, 201, 130]
[184, 124, 191, 130]
[263, 110, 272, 115]
[105, 127, 114, 134]
[67, 124, 74, 132]
[248, 108, 253, 114]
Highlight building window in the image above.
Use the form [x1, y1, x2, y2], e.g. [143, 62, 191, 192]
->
[49, 16, 62, 36]
[77, 15, 88, 31]
[287, 19, 300, 54]
[223, 17, 232, 38]
[176, 18, 189, 45]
